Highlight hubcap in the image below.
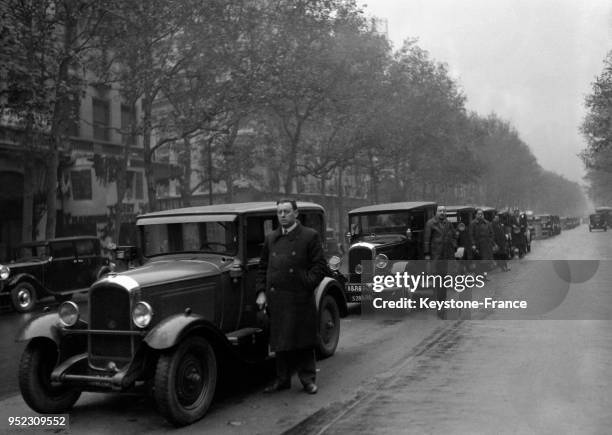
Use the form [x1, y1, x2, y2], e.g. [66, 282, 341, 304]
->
[176, 353, 207, 408]
[18, 289, 31, 308]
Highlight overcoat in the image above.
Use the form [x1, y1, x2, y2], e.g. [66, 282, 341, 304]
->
[256, 222, 327, 352]
[423, 216, 457, 260]
[469, 218, 494, 260]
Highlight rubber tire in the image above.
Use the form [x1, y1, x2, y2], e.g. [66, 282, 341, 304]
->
[154, 336, 217, 427]
[18, 339, 81, 414]
[316, 295, 340, 359]
[11, 282, 37, 313]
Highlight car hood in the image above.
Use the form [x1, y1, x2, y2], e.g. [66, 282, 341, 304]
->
[115, 258, 224, 288]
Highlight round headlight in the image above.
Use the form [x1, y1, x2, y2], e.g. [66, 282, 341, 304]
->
[132, 301, 153, 328]
[58, 301, 79, 327]
[355, 263, 363, 275]
[0, 265, 10, 280]
[375, 254, 389, 269]
[328, 255, 341, 271]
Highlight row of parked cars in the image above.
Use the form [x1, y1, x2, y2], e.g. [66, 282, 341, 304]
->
[589, 206, 612, 232]
[0, 200, 574, 426]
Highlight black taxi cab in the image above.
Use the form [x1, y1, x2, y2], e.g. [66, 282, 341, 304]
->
[1, 237, 114, 312]
[344, 202, 437, 302]
[15, 202, 346, 427]
[589, 213, 607, 231]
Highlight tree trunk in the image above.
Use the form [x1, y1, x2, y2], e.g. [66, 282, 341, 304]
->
[336, 167, 345, 247]
[142, 92, 157, 212]
[21, 160, 34, 243]
[181, 136, 192, 207]
[224, 123, 239, 203]
[44, 144, 59, 239]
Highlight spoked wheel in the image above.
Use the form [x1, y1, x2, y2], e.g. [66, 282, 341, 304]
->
[154, 336, 217, 427]
[316, 295, 340, 359]
[11, 282, 37, 313]
[19, 339, 81, 413]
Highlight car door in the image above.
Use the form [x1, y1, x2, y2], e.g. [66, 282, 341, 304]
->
[74, 238, 98, 288]
[241, 214, 276, 328]
[47, 241, 79, 292]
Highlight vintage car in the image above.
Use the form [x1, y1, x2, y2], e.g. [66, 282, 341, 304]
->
[595, 206, 612, 228]
[444, 205, 475, 229]
[537, 214, 550, 237]
[444, 205, 475, 258]
[0, 237, 114, 313]
[589, 213, 607, 231]
[344, 201, 437, 302]
[551, 215, 562, 235]
[15, 202, 347, 427]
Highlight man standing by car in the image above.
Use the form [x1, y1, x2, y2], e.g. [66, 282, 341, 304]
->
[424, 206, 457, 316]
[256, 199, 327, 394]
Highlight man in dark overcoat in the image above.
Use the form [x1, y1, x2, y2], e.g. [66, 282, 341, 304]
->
[491, 214, 509, 271]
[423, 206, 457, 314]
[470, 208, 494, 274]
[256, 199, 327, 394]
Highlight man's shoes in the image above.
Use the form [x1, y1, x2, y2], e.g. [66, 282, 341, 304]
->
[303, 383, 318, 394]
[263, 379, 291, 393]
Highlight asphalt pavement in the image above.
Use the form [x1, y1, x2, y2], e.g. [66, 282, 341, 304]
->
[0, 224, 610, 434]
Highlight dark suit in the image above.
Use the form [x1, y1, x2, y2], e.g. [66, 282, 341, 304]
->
[256, 222, 327, 385]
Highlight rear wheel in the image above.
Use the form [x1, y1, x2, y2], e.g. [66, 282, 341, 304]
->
[154, 336, 217, 427]
[11, 282, 37, 313]
[18, 339, 81, 413]
[316, 295, 340, 359]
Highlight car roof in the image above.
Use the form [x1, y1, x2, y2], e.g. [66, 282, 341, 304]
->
[18, 236, 98, 247]
[348, 201, 437, 215]
[137, 201, 324, 219]
[471, 205, 497, 212]
[443, 205, 475, 212]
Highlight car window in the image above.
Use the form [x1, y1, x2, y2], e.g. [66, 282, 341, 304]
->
[142, 220, 238, 256]
[246, 216, 275, 259]
[75, 239, 95, 256]
[50, 241, 74, 258]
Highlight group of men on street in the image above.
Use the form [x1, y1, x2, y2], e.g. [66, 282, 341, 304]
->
[255, 201, 526, 395]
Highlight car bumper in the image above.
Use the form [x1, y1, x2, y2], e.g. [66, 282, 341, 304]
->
[50, 352, 140, 391]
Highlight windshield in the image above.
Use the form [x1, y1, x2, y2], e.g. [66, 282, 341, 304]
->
[141, 219, 238, 257]
[349, 211, 425, 240]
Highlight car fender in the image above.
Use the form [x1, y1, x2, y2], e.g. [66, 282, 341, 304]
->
[315, 277, 348, 317]
[144, 313, 230, 351]
[15, 312, 60, 343]
[6, 273, 44, 293]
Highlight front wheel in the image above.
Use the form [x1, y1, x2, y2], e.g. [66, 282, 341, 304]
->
[18, 339, 81, 413]
[11, 282, 37, 313]
[316, 295, 340, 359]
[154, 336, 217, 427]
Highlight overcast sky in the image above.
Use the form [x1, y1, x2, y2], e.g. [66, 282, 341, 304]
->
[364, 0, 612, 184]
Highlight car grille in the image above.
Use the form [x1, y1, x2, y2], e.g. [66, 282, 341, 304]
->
[89, 284, 133, 370]
[349, 246, 374, 281]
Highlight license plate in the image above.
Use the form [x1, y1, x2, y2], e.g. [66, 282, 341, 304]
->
[346, 284, 363, 293]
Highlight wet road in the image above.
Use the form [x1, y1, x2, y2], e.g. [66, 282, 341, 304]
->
[0, 224, 611, 434]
